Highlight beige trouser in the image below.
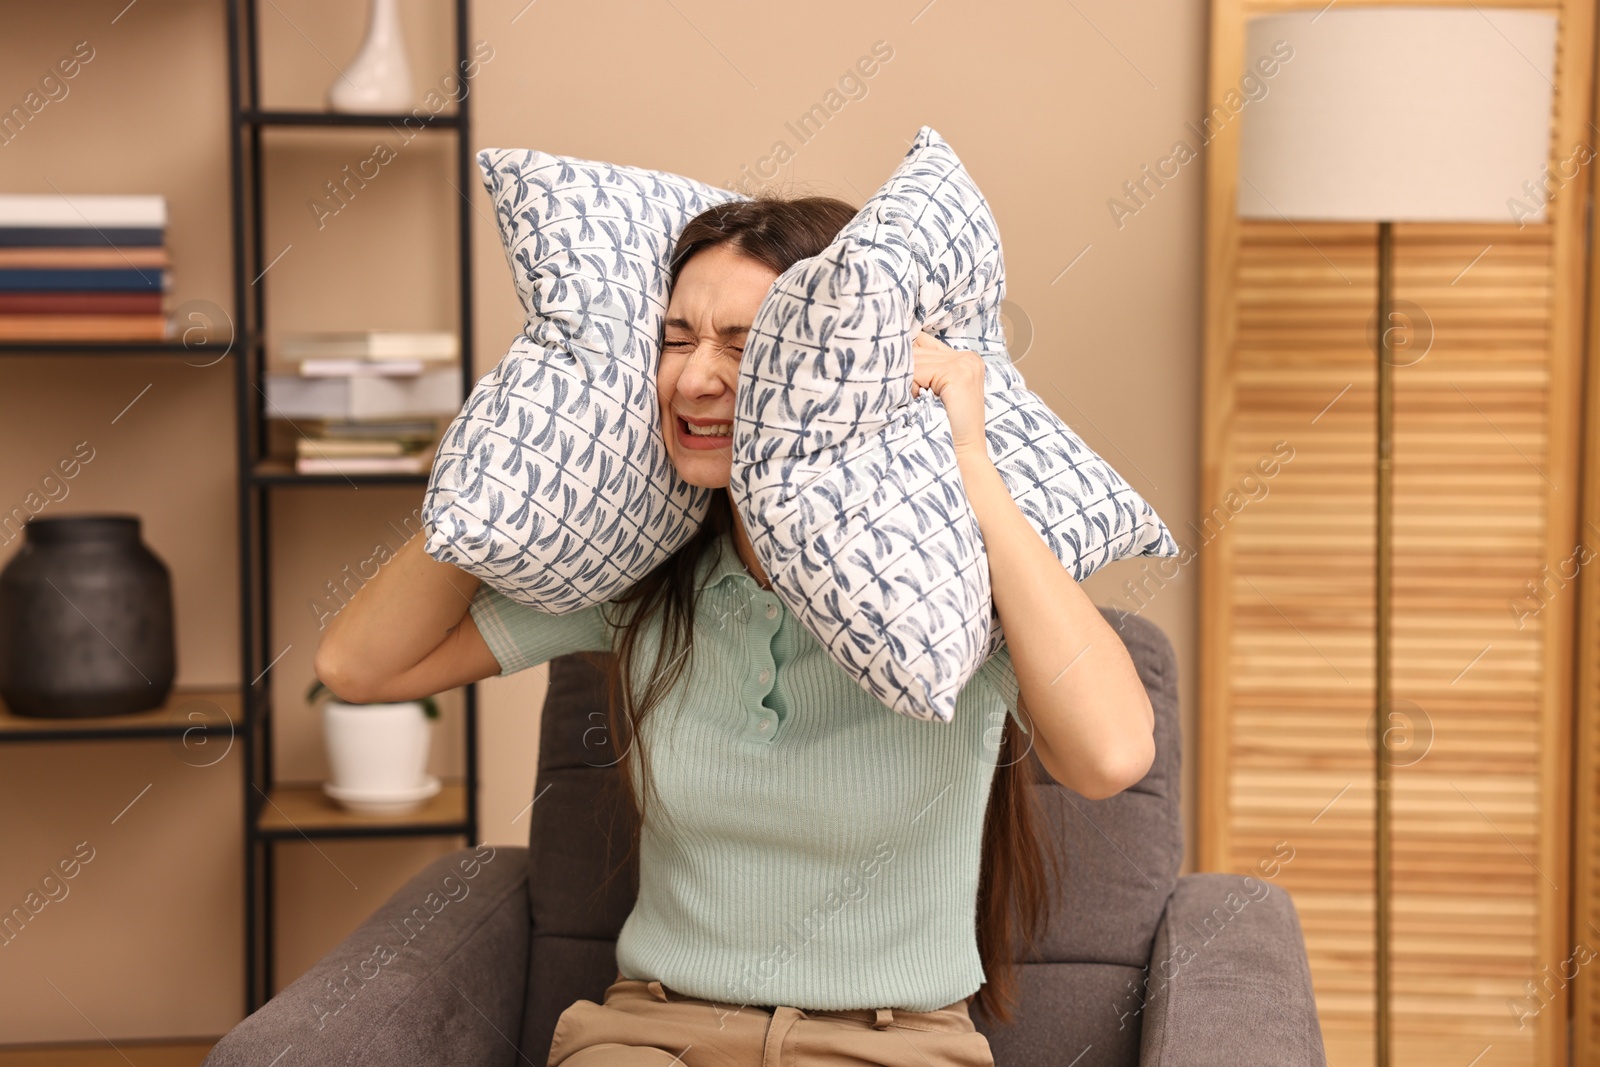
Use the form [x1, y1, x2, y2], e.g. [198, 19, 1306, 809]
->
[545, 973, 996, 1067]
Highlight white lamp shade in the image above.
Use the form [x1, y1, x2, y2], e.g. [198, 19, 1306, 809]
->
[1236, 6, 1557, 223]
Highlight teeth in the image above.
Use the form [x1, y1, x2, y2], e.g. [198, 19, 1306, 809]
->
[686, 422, 732, 436]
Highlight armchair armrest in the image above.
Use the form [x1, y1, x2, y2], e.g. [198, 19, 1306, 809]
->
[1138, 872, 1326, 1067]
[205, 844, 532, 1067]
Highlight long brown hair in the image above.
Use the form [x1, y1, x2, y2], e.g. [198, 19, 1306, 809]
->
[588, 191, 1062, 1025]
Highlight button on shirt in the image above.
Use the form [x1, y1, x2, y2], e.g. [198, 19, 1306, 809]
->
[468, 528, 1028, 1012]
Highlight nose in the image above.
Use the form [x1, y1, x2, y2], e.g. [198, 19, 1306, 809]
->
[676, 339, 735, 399]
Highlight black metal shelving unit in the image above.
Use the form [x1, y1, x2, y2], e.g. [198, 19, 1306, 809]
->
[225, 0, 479, 1012]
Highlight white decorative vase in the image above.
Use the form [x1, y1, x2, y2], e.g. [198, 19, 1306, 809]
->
[326, 0, 413, 113]
[321, 700, 437, 814]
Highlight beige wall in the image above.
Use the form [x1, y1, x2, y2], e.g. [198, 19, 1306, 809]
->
[0, 0, 1203, 1042]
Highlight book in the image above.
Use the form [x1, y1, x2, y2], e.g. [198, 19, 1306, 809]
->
[0, 268, 169, 293]
[280, 330, 458, 362]
[0, 247, 169, 269]
[265, 418, 442, 462]
[0, 227, 163, 248]
[0, 292, 162, 314]
[295, 453, 433, 475]
[0, 314, 168, 340]
[0, 194, 167, 228]
[317, 419, 442, 442]
[263, 368, 461, 420]
[295, 437, 411, 458]
[294, 358, 433, 378]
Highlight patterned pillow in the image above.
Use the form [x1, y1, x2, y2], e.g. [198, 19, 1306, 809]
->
[730, 126, 1179, 723]
[422, 148, 745, 611]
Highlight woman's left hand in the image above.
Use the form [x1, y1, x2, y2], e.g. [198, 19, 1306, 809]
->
[911, 329, 989, 459]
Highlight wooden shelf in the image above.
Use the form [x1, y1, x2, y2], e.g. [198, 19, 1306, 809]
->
[255, 780, 468, 839]
[0, 1038, 215, 1065]
[0, 687, 240, 744]
[251, 457, 430, 486]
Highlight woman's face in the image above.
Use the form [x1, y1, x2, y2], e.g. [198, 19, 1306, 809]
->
[658, 243, 779, 488]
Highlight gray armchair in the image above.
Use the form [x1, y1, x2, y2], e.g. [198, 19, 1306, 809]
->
[205, 608, 1326, 1067]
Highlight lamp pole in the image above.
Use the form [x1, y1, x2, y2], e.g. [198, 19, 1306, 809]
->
[1374, 217, 1394, 1067]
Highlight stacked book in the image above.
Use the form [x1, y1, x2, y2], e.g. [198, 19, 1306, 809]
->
[0, 194, 170, 341]
[265, 331, 462, 474]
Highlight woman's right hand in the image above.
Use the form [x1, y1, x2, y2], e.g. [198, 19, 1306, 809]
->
[312, 532, 502, 704]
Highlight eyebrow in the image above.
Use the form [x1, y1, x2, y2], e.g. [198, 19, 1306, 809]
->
[663, 317, 749, 337]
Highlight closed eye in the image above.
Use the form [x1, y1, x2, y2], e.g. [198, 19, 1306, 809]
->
[662, 339, 743, 353]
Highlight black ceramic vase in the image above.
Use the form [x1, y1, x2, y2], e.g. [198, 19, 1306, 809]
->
[0, 514, 176, 717]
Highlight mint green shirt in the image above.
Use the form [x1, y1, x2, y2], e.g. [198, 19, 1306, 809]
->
[469, 528, 1026, 1011]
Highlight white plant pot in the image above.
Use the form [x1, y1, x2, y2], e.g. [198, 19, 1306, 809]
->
[321, 700, 433, 811]
[327, 0, 414, 113]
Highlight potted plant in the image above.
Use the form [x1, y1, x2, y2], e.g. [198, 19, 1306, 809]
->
[306, 679, 441, 814]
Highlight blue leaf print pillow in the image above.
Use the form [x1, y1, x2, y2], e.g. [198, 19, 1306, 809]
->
[729, 126, 1179, 723]
[423, 147, 746, 611]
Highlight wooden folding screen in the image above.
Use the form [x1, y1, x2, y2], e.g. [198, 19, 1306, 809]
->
[1199, 2, 1593, 1064]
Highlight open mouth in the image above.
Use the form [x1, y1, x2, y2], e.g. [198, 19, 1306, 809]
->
[677, 415, 733, 441]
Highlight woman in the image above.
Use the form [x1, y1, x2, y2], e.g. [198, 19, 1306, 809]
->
[314, 194, 1156, 1067]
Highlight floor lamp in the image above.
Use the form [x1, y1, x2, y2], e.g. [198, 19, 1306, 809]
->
[1232, 8, 1557, 1064]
